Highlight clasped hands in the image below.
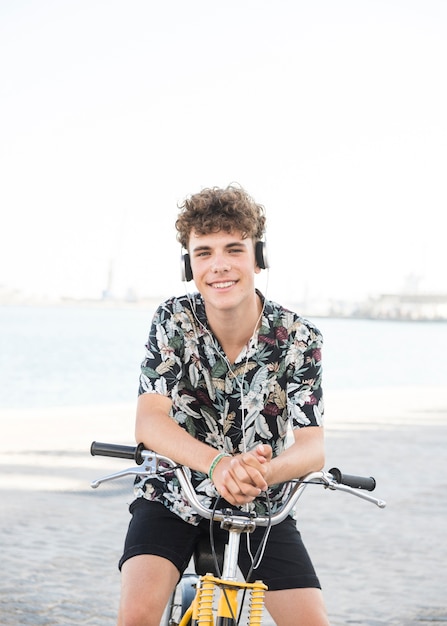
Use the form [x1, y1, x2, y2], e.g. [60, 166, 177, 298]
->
[212, 444, 273, 505]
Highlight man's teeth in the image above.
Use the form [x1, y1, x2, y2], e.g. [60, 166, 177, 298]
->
[213, 281, 235, 288]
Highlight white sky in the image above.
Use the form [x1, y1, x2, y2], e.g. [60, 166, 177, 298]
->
[1, 0, 446, 305]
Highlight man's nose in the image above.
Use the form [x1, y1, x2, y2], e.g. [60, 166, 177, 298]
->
[211, 254, 230, 272]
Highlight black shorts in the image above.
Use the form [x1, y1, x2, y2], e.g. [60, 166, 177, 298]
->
[118, 499, 321, 591]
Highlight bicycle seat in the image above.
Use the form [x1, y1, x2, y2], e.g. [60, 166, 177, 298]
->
[193, 534, 226, 576]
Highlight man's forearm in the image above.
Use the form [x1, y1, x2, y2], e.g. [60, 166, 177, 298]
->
[267, 426, 325, 485]
[135, 393, 217, 475]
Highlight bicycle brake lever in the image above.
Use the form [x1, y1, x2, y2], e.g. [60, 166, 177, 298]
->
[91, 451, 169, 489]
[91, 467, 154, 488]
[327, 479, 386, 508]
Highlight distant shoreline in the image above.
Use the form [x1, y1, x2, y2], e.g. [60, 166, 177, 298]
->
[2, 290, 447, 322]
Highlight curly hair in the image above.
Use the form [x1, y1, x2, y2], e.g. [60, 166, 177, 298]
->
[175, 184, 266, 250]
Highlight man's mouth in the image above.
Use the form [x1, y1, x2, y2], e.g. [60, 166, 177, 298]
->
[210, 281, 236, 289]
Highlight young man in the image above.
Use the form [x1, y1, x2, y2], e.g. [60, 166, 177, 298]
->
[117, 185, 329, 625]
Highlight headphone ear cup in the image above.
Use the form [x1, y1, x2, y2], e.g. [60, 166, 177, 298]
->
[255, 241, 268, 270]
[181, 252, 193, 282]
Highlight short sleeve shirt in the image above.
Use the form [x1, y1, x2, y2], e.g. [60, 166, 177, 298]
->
[135, 291, 324, 525]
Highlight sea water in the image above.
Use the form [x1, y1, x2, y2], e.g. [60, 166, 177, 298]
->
[1, 304, 446, 410]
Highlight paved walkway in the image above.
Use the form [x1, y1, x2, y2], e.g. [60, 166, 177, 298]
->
[1, 388, 446, 624]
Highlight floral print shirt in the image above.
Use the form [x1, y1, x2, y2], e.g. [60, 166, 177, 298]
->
[134, 291, 324, 525]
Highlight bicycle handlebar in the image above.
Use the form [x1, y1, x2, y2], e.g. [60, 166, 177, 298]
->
[90, 441, 386, 524]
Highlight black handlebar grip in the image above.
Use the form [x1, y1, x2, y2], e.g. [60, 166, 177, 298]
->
[90, 441, 144, 465]
[329, 467, 376, 492]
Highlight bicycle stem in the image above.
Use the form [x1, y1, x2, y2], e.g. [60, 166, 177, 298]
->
[223, 532, 242, 581]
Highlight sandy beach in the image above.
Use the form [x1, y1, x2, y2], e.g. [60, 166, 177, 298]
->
[1, 386, 447, 625]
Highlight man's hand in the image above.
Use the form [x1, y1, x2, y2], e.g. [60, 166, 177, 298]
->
[212, 444, 273, 505]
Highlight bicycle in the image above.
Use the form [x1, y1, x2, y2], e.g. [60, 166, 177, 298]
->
[90, 441, 386, 626]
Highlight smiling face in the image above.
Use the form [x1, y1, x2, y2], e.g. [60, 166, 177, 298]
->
[188, 229, 261, 315]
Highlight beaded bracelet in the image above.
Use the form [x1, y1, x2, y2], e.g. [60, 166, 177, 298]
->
[208, 452, 229, 483]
